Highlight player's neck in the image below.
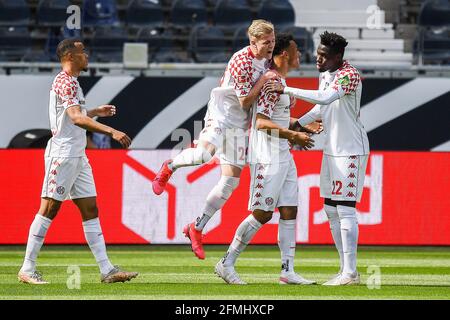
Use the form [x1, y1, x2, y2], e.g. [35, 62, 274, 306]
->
[272, 59, 288, 77]
[329, 60, 344, 73]
[61, 63, 80, 77]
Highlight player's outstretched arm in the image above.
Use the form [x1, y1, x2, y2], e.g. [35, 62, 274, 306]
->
[256, 114, 314, 149]
[265, 81, 342, 105]
[66, 105, 131, 148]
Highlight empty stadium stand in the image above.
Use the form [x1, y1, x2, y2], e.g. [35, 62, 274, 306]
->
[0, 0, 448, 67]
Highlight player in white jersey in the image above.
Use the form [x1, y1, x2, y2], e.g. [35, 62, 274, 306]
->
[215, 34, 318, 285]
[18, 39, 138, 284]
[266, 31, 370, 286]
[152, 20, 312, 260]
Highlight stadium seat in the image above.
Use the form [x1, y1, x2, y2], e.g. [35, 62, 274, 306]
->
[256, 0, 295, 30]
[415, 28, 450, 64]
[37, 0, 71, 27]
[418, 0, 450, 27]
[171, 0, 208, 29]
[416, 0, 450, 64]
[91, 26, 129, 62]
[189, 25, 229, 62]
[281, 26, 314, 62]
[214, 0, 254, 32]
[0, 0, 30, 26]
[0, 26, 31, 61]
[137, 27, 165, 55]
[126, 0, 165, 28]
[82, 0, 119, 27]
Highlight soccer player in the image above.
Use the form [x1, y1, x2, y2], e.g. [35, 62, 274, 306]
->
[215, 33, 317, 285]
[18, 39, 138, 284]
[266, 31, 370, 285]
[152, 20, 315, 260]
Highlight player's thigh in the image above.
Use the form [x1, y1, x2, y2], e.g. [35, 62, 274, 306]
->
[69, 157, 97, 201]
[41, 157, 80, 202]
[197, 120, 224, 155]
[220, 127, 247, 170]
[322, 155, 367, 202]
[248, 162, 289, 213]
[277, 159, 299, 211]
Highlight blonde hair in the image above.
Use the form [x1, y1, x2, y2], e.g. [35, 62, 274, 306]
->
[247, 19, 274, 39]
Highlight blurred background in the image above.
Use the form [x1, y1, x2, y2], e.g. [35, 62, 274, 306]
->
[0, 0, 448, 245]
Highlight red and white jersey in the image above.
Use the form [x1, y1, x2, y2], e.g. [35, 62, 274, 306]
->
[45, 71, 87, 157]
[208, 46, 270, 129]
[249, 77, 293, 164]
[320, 60, 370, 156]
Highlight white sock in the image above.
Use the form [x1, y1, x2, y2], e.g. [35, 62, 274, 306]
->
[222, 214, 262, 267]
[278, 219, 296, 274]
[20, 214, 52, 274]
[194, 176, 240, 231]
[337, 205, 359, 276]
[324, 204, 344, 273]
[82, 218, 114, 275]
[170, 146, 212, 170]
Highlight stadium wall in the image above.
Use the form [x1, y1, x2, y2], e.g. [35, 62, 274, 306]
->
[0, 149, 449, 245]
[0, 75, 449, 151]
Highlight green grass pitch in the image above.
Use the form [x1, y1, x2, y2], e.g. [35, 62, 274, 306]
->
[1, 245, 449, 300]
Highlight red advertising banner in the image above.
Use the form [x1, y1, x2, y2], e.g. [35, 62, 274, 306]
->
[0, 150, 449, 245]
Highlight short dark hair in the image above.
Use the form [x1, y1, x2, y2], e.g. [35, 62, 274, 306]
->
[273, 33, 294, 56]
[320, 31, 348, 56]
[56, 38, 82, 61]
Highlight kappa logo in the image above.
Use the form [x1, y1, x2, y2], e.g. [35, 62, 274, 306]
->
[56, 186, 65, 195]
[265, 197, 274, 206]
[349, 163, 357, 169]
[347, 182, 356, 188]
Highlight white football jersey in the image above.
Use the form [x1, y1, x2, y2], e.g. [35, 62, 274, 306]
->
[45, 71, 87, 157]
[206, 46, 270, 129]
[249, 77, 293, 164]
[319, 60, 370, 156]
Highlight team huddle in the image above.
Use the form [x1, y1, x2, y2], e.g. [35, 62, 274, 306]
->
[19, 19, 369, 286]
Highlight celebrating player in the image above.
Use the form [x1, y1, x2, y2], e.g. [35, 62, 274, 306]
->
[18, 39, 138, 284]
[152, 20, 312, 260]
[215, 33, 317, 285]
[266, 31, 370, 285]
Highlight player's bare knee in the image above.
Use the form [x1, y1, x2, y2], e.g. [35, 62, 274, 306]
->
[252, 210, 272, 224]
[279, 207, 297, 220]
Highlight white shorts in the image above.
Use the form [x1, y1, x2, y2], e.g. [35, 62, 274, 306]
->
[41, 156, 97, 201]
[320, 154, 368, 202]
[197, 118, 247, 169]
[248, 157, 298, 212]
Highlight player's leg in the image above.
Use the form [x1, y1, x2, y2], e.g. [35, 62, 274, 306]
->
[184, 164, 241, 259]
[319, 154, 346, 285]
[215, 209, 269, 285]
[71, 157, 138, 283]
[152, 135, 216, 195]
[322, 155, 367, 285]
[184, 128, 246, 258]
[19, 156, 72, 284]
[276, 159, 315, 285]
[278, 206, 314, 285]
[334, 155, 368, 285]
[18, 197, 61, 284]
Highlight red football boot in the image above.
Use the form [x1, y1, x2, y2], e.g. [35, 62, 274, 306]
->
[152, 160, 173, 195]
[183, 223, 205, 260]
